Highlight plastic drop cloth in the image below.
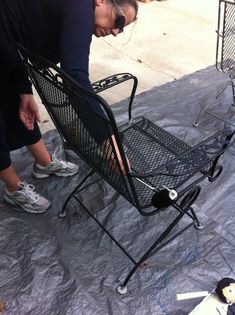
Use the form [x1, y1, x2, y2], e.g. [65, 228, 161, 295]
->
[1, 65, 235, 315]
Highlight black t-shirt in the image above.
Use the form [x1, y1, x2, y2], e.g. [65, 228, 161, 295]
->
[0, 0, 94, 93]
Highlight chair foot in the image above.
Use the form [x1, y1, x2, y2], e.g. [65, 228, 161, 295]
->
[117, 285, 128, 295]
[58, 209, 67, 218]
[194, 221, 204, 230]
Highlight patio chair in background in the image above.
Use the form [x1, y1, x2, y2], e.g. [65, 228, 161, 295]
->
[193, 0, 235, 127]
[18, 44, 234, 294]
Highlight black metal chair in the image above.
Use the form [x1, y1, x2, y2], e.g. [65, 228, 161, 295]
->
[193, 0, 235, 127]
[18, 45, 234, 294]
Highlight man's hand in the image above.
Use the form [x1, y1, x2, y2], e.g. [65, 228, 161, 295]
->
[19, 94, 40, 130]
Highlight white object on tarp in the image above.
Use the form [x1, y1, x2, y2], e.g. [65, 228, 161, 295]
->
[188, 293, 228, 315]
[176, 291, 209, 301]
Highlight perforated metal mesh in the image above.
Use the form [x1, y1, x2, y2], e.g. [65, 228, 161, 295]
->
[20, 47, 229, 212]
[26, 62, 134, 204]
[217, 0, 235, 73]
[122, 118, 228, 209]
[122, 119, 195, 208]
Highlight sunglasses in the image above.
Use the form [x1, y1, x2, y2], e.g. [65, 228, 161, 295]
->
[112, 1, 126, 33]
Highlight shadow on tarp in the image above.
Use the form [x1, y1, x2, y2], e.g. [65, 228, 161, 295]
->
[0, 65, 235, 315]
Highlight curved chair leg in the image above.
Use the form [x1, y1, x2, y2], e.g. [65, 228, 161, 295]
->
[117, 186, 201, 294]
[193, 102, 214, 127]
[230, 79, 235, 106]
[193, 80, 233, 127]
[58, 169, 95, 218]
[191, 207, 204, 230]
[117, 208, 190, 294]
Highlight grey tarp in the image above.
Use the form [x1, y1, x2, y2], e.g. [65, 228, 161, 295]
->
[0, 65, 235, 315]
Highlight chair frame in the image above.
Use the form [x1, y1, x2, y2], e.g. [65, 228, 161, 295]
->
[193, 0, 235, 127]
[18, 45, 234, 294]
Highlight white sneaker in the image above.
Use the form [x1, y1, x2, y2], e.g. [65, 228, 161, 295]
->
[32, 145, 79, 179]
[4, 182, 51, 214]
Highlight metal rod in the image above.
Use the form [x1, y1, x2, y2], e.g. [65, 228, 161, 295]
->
[121, 205, 191, 288]
[59, 169, 95, 217]
[74, 196, 137, 265]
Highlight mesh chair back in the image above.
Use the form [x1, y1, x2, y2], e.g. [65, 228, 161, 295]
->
[216, 0, 235, 75]
[18, 46, 136, 205]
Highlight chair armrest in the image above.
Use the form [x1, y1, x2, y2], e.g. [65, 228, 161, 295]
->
[91, 73, 138, 121]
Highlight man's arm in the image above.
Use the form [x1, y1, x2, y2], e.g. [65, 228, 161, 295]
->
[60, 0, 94, 89]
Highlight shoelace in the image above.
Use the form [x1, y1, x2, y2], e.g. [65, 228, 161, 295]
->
[51, 145, 68, 168]
[18, 182, 39, 203]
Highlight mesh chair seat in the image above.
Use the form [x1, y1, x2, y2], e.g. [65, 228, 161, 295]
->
[120, 117, 225, 209]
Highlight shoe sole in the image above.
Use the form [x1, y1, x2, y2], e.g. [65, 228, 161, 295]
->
[32, 169, 78, 179]
[4, 194, 50, 214]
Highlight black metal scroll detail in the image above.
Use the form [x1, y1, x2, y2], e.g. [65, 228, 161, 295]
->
[91, 73, 132, 93]
[164, 132, 229, 176]
[133, 129, 231, 179]
[28, 58, 77, 97]
[30, 59, 56, 81]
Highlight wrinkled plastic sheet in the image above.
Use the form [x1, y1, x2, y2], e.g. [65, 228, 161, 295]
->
[1, 66, 235, 315]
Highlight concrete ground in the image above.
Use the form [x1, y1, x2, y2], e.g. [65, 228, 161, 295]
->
[37, 0, 219, 132]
